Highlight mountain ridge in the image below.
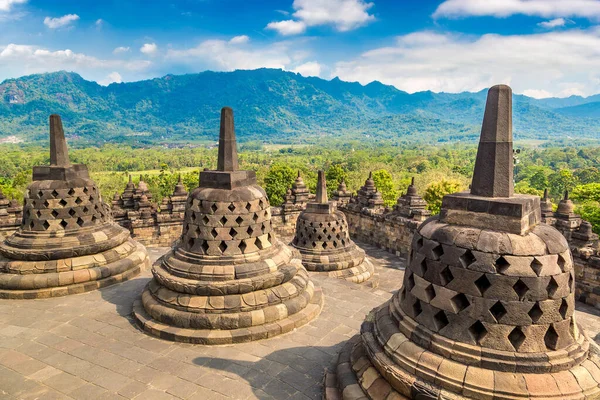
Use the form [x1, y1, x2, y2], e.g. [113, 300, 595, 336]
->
[1, 68, 600, 146]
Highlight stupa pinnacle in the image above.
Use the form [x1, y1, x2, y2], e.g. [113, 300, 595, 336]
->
[0, 115, 149, 299]
[133, 107, 323, 344]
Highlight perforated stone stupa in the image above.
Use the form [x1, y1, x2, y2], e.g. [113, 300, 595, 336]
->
[0, 115, 149, 299]
[292, 171, 374, 284]
[326, 86, 600, 399]
[133, 107, 323, 344]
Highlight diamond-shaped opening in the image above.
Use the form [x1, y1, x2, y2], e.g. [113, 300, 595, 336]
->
[191, 213, 197, 222]
[219, 241, 227, 253]
[559, 298, 568, 319]
[317, 235, 323, 241]
[83, 187, 89, 194]
[474, 274, 492, 296]
[341, 239, 346, 246]
[311, 241, 317, 248]
[43, 200, 50, 208]
[508, 327, 526, 351]
[490, 301, 507, 323]
[29, 220, 35, 229]
[37, 190, 44, 198]
[319, 222, 323, 228]
[424, 284, 436, 302]
[431, 244, 444, 260]
[450, 293, 470, 313]
[228, 203, 236, 212]
[211, 228, 218, 238]
[245, 203, 252, 211]
[568, 273, 574, 291]
[247, 226, 254, 236]
[528, 302, 543, 323]
[75, 197, 82, 205]
[258, 199, 264, 208]
[59, 199, 68, 207]
[229, 227, 237, 239]
[262, 223, 267, 233]
[253, 213, 259, 222]
[83, 206, 89, 213]
[495, 256, 510, 273]
[557, 254, 567, 271]
[434, 311, 449, 331]
[419, 259, 428, 277]
[42, 220, 50, 230]
[68, 208, 76, 217]
[531, 258, 543, 276]
[440, 267, 454, 286]
[412, 300, 422, 317]
[35, 210, 41, 218]
[236, 216, 244, 225]
[547, 277, 559, 297]
[187, 237, 195, 248]
[68, 188, 75, 196]
[202, 215, 210, 225]
[415, 237, 423, 251]
[255, 237, 264, 250]
[333, 241, 339, 248]
[513, 279, 529, 300]
[220, 215, 228, 226]
[76, 217, 84, 227]
[406, 272, 415, 292]
[469, 320, 487, 344]
[60, 220, 68, 229]
[91, 215, 97, 223]
[322, 242, 328, 249]
[211, 203, 218, 213]
[51, 210, 59, 218]
[201, 241, 209, 253]
[51, 190, 59, 198]
[460, 250, 476, 268]
[239, 240, 247, 253]
[544, 325, 559, 350]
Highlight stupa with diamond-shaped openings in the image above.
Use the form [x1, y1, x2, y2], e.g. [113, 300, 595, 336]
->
[0, 115, 149, 299]
[133, 107, 323, 344]
[325, 86, 600, 399]
[292, 171, 374, 284]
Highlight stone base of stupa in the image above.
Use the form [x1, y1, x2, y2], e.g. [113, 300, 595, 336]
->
[0, 239, 149, 299]
[325, 300, 600, 400]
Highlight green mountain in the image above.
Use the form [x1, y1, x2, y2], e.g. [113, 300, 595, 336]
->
[1, 69, 600, 146]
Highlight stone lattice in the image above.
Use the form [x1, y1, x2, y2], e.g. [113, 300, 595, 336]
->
[292, 171, 374, 284]
[133, 107, 323, 344]
[0, 115, 149, 299]
[326, 86, 600, 400]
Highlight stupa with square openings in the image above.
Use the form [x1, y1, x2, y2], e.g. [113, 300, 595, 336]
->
[133, 107, 323, 344]
[0, 115, 149, 299]
[325, 85, 600, 399]
[292, 171, 374, 284]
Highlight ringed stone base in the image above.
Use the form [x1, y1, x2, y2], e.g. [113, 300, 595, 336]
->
[132, 287, 323, 344]
[0, 240, 149, 299]
[310, 258, 378, 287]
[325, 303, 600, 400]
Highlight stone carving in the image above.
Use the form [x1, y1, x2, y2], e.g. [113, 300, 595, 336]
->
[0, 188, 22, 240]
[326, 85, 600, 399]
[346, 172, 384, 214]
[292, 171, 375, 284]
[0, 115, 149, 299]
[332, 179, 352, 206]
[133, 107, 323, 344]
[392, 177, 431, 222]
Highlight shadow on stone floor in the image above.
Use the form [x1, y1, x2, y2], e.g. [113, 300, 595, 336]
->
[192, 342, 340, 399]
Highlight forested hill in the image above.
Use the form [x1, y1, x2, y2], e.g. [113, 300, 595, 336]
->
[1, 68, 600, 146]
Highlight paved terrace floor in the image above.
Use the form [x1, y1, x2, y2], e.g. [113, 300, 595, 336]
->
[1, 243, 600, 400]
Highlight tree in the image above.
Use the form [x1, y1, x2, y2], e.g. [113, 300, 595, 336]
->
[423, 179, 463, 215]
[372, 169, 398, 207]
[548, 169, 576, 199]
[264, 163, 296, 206]
[571, 183, 600, 203]
[529, 171, 549, 191]
[576, 201, 600, 234]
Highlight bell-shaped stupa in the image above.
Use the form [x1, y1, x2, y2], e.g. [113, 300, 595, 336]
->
[133, 107, 323, 344]
[0, 115, 149, 299]
[326, 86, 600, 399]
[292, 171, 374, 284]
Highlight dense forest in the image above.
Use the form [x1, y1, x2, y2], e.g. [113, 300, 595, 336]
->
[1, 141, 600, 232]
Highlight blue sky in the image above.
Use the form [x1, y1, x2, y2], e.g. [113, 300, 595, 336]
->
[1, 0, 600, 97]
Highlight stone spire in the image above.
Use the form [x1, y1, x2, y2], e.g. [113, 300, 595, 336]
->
[315, 170, 328, 204]
[49, 114, 71, 167]
[217, 107, 238, 172]
[471, 84, 513, 198]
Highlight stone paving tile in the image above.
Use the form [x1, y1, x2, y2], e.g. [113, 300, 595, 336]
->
[0, 243, 600, 399]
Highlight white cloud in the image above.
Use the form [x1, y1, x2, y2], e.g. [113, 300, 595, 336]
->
[95, 19, 104, 28]
[0, 0, 26, 12]
[140, 43, 158, 56]
[538, 17, 566, 28]
[113, 46, 130, 54]
[266, 0, 375, 35]
[0, 44, 150, 83]
[331, 28, 600, 97]
[99, 71, 122, 86]
[434, 0, 600, 20]
[44, 14, 79, 29]
[522, 89, 553, 98]
[229, 35, 250, 45]
[267, 20, 307, 35]
[293, 61, 322, 77]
